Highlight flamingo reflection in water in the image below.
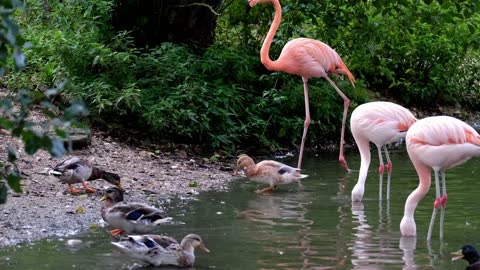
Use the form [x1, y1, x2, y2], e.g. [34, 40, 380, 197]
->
[239, 192, 342, 269]
[350, 202, 403, 269]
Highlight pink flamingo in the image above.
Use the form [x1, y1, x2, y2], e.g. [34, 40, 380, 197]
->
[350, 101, 417, 202]
[247, 0, 356, 170]
[400, 116, 480, 240]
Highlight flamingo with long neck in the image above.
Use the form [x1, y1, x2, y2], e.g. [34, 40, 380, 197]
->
[248, 0, 356, 170]
[350, 101, 417, 202]
[400, 116, 480, 241]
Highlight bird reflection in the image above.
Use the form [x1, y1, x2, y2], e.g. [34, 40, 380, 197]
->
[399, 236, 418, 270]
[238, 191, 323, 269]
[350, 201, 404, 269]
[238, 192, 313, 226]
[351, 201, 379, 269]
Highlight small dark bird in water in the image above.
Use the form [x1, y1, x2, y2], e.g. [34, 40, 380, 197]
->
[452, 245, 480, 270]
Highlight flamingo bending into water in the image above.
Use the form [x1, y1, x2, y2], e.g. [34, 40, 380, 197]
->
[400, 116, 480, 240]
[247, 0, 356, 170]
[350, 101, 417, 202]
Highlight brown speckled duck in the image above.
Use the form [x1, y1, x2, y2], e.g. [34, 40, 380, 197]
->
[232, 154, 308, 193]
[50, 156, 121, 193]
[100, 186, 172, 235]
[111, 234, 209, 267]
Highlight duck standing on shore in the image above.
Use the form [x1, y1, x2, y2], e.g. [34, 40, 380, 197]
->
[50, 156, 121, 193]
[101, 186, 172, 235]
[232, 154, 308, 193]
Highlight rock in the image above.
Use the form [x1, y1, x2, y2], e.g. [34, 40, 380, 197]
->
[48, 127, 91, 150]
[66, 239, 83, 247]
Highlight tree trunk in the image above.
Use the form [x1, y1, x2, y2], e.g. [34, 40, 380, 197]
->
[111, 0, 223, 51]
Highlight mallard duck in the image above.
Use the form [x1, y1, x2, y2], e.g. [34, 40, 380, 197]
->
[100, 186, 172, 235]
[232, 154, 308, 193]
[50, 156, 122, 193]
[452, 245, 480, 270]
[111, 234, 209, 267]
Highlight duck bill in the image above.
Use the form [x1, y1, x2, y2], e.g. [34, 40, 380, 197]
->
[99, 195, 107, 202]
[116, 184, 125, 192]
[451, 249, 464, 261]
[200, 244, 210, 253]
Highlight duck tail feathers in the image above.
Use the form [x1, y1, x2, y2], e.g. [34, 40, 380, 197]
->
[49, 170, 62, 176]
[298, 174, 308, 179]
[153, 217, 173, 225]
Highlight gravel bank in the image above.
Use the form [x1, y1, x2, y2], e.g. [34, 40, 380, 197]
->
[0, 131, 233, 248]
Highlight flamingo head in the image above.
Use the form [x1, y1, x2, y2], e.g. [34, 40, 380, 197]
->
[400, 216, 416, 236]
[247, 0, 271, 8]
[351, 184, 365, 202]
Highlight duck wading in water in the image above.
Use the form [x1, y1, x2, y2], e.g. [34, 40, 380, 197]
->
[111, 234, 210, 267]
[101, 186, 172, 235]
[233, 154, 308, 193]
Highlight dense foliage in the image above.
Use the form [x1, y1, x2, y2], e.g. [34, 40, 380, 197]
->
[5, 0, 365, 152]
[0, 0, 87, 203]
[3, 0, 480, 156]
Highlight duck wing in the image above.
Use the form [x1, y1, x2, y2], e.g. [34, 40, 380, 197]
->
[113, 203, 171, 224]
[147, 235, 179, 249]
[277, 164, 308, 179]
[53, 156, 82, 172]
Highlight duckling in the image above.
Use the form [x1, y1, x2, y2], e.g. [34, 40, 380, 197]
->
[452, 245, 480, 270]
[100, 186, 172, 235]
[50, 156, 121, 193]
[232, 154, 308, 193]
[111, 233, 209, 267]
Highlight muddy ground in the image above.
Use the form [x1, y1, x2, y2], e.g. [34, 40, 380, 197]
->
[0, 129, 234, 248]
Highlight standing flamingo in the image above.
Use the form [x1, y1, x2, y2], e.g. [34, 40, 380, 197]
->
[350, 101, 417, 202]
[247, 0, 356, 170]
[400, 116, 480, 240]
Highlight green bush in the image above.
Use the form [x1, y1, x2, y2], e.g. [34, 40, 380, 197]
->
[3, 0, 367, 153]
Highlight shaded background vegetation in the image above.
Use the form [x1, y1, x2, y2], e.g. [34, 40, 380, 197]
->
[2, 0, 480, 155]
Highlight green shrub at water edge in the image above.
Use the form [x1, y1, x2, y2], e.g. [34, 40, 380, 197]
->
[4, 0, 367, 152]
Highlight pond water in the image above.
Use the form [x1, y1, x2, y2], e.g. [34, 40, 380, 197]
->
[1, 149, 479, 269]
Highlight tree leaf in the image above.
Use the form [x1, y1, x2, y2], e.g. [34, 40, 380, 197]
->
[7, 173, 22, 193]
[0, 183, 7, 204]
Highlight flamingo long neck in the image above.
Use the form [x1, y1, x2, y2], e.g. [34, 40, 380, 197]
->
[403, 161, 431, 219]
[356, 139, 371, 188]
[260, 0, 282, 70]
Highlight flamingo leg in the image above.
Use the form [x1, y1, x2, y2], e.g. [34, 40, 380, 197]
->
[439, 170, 447, 240]
[324, 76, 350, 172]
[81, 181, 96, 193]
[297, 77, 311, 169]
[377, 146, 384, 201]
[427, 169, 441, 241]
[384, 146, 392, 201]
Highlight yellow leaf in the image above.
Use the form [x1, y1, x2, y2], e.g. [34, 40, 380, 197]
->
[76, 206, 84, 214]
